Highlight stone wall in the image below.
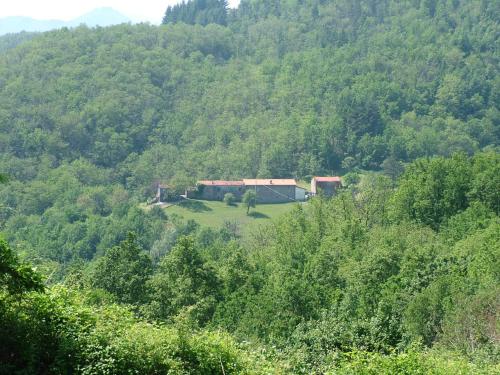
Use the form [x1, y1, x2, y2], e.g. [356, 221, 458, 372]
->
[199, 185, 245, 201]
[247, 185, 296, 203]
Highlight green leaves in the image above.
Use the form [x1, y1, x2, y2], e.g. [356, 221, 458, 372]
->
[223, 192, 236, 205]
[242, 190, 256, 214]
[0, 237, 43, 294]
[163, 0, 228, 26]
[391, 152, 498, 229]
[89, 232, 153, 305]
[147, 236, 222, 324]
[1, 285, 265, 374]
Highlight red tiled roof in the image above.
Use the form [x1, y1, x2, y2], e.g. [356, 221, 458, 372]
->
[313, 176, 341, 182]
[198, 180, 244, 186]
[243, 179, 297, 186]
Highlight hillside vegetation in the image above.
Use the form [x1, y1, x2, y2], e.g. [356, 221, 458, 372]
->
[2, 152, 499, 373]
[0, 0, 497, 267]
[0, 0, 499, 373]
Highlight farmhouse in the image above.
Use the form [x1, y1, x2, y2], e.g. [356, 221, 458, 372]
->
[243, 179, 298, 203]
[311, 176, 342, 197]
[163, 178, 309, 203]
[196, 180, 245, 201]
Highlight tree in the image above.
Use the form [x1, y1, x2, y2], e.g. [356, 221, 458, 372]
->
[89, 232, 152, 305]
[355, 174, 393, 227]
[391, 154, 472, 229]
[381, 156, 404, 182]
[0, 237, 43, 294]
[223, 192, 236, 206]
[342, 172, 360, 187]
[163, 0, 228, 26]
[169, 172, 196, 197]
[242, 189, 256, 215]
[147, 236, 221, 324]
[469, 151, 500, 215]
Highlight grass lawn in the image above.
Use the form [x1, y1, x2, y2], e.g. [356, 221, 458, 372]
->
[162, 199, 299, 236]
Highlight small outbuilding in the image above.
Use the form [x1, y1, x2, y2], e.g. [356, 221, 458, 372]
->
[311, 176, 342, 197]
[156, 184, 169, 203]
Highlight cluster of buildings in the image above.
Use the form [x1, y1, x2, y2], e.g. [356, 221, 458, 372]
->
[156, 177, 342, 204]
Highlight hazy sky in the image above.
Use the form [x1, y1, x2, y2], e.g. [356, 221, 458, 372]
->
[0, 0, 241, 24]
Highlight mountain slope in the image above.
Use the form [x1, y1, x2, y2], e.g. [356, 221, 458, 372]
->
[0, 16, 65, 35]
[0, 0, 497, 259]
[68, 7, 131, 28]
[0, 7, 130, 35]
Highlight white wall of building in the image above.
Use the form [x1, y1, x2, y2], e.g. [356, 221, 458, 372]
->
[295, 187, 306, 201]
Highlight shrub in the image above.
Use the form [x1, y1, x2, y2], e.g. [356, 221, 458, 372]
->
[223, 193, 236, 206]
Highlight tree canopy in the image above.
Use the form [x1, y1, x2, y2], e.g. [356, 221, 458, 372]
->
[163, 0, 229, 26]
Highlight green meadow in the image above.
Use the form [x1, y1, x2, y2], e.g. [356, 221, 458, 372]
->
[163, 199, 299, 235]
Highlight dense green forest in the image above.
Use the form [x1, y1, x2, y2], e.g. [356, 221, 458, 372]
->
[0, 0, 499, 373]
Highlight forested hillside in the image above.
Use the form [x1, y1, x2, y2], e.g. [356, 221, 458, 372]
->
[0, 0, 499, 373]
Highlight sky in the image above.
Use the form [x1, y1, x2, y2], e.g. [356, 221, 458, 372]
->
[0, 0, 241, 24]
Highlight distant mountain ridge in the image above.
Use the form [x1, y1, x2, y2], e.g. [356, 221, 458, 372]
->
[0, 7, 130, 36]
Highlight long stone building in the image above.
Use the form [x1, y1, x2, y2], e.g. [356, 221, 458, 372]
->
[190, 178, 305, 203]
[242, 179, 298, 203]
[159, 176, 341, 203]
[195, 180, 245, 201]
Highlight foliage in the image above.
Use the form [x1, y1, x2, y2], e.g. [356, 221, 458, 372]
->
[163, 0, 228, 26]
[0, 236, 43, 294]
[242, 189, 256, 214]
[2, 152, 500, 372]
[331, 349, 499, 375]
[391, 152, 499, 228]
[0, 285, 271, 374]
[0, 0, 498, 272]
[223, 192, 236, 205]
[147, 236, 222, 324]
[0, 31, 36, 53]
[88, 232, 153, 305]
